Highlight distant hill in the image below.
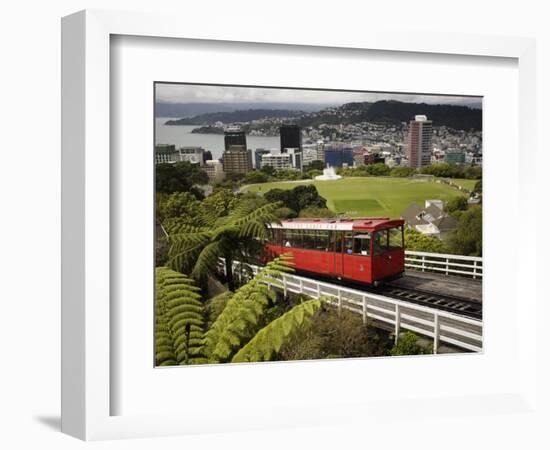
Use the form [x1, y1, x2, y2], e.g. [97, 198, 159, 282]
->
[161, 100, 482, 131]
[296, 100, 482, 130]
[164, 109, 305, 125]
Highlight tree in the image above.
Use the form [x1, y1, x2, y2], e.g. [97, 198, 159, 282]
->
[155, 161, 208, 195]
[298, 207, 336, 218]
[390, 166, 417, 177]
[404, 228, 448, 253]
[390, 331, 432, 356]
[447, 206, 482, 256]
[304, 160, 325, 171]
[167, 199, 281, 291]
[155, 256, 323, 365]
[243, 170, 269, 184]
[260, 165, 276, 176]
[264, 185, 327, 214]
[446, 196, 468, 213]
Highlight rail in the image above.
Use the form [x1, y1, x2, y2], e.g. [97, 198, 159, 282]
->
[230, 261, 482, 354]
[404, 250, 483, 279]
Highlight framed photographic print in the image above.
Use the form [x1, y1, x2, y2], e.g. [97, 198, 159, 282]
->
[62, 9, 540, 442]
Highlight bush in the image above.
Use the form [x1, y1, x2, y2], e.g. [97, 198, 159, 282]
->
[404, 228, 449, 253]
[390, 331, 432, 356]
[298, 207, 336, 218]
[390, 166, 417, 177]
[446, 196, 468, 213]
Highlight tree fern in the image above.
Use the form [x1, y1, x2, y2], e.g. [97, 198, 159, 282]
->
[155, 267, 206, 365]
[232, 299, 322, 363]
[201, 255, 293, 362]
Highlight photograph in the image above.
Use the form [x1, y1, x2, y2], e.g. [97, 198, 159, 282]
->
[154, 83, 483, 366]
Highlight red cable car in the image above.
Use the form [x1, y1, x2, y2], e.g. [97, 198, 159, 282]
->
[265, 218, 405, 286]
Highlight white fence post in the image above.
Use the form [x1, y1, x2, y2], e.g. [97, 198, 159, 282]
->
[317, 283, 321, 299]
[337, 289, 342, 315]
[282, 275, 287, 297]
[299, 278, 303, 293]
[394, 304, 401, 344]
[445, 258, 449, 276]
[421, 255, 426, 272]
[362, 295, 368, 325]
[473, 260, 477, 279]
[433, 313, 440, 354]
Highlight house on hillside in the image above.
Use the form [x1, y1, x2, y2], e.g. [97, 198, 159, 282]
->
[401, 200, 457, 240]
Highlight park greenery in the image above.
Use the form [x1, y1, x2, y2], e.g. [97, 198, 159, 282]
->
[154, 158, 482, 364]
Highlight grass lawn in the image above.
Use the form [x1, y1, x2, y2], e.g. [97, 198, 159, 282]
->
[245, 177, 469, 219]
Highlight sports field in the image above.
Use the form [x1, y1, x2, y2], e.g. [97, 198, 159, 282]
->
[245, 177, 468, 218]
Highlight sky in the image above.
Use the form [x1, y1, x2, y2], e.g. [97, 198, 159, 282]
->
[155, 83, 482, 108]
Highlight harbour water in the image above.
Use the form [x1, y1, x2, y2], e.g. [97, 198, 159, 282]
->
[155, 118, 280, 160]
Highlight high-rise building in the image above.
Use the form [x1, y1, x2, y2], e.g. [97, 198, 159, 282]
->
[444, 148, 466, 165]
[155, 144, 177, 164]
[224, 130, 247, 151]
[254, 148, 270, 169]
[261, 153, 292, 171]
[205, 159, 225, 182]
[281, 147, 303, 171]
[407, 115, 433, 168]
[324, 146, 354, 168]
[222, 145, 252, 174]
[280, 125, 302, 152]
[177, 146, 205, 165]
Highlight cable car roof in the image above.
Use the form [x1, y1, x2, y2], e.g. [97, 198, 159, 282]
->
[270, 218, 404, 231]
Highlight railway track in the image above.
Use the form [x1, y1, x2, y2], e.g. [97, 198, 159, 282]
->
[287, 271, 483, 319]
[377, 284, 482, 319]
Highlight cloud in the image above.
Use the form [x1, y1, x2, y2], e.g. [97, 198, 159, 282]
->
[155, 83, 481, 108]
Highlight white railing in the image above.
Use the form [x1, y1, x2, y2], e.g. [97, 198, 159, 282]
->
[404, 250, 483, 280]
[231, 261, 482, 354]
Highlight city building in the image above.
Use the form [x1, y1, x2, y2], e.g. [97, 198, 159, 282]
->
[281, 147, 303, 170]
[177, 146, 205, 165]
[222, 145, 252, 174]
[406, 115, 433, 168]
[254, 148, 270, 169]
[444, 148, 466, 165]
[316, 140, 325, 162]
[280, 124, 302, 151]
[324, 146, 354, 168]
[224, 130, 247, 151]
[155, 144, 177, 164]
[205, 159, 225, 182]
[260, 153, 292, 171]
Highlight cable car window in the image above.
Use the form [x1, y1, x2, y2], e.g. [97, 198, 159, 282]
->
[302, 230, 315, 249]
[388, 226, 404, 250]
[314, 230, 329, 251]
[344, 232, 354, 255]
[353, 233, 371, 256]
[373, 230, 389, 255]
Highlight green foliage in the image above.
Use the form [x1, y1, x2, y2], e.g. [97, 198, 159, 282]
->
[339, 163, 391, 177]
[304, 160, 326, 171]
[446, 196, 468, 213]
[390, 166, 417, 177]
[167, 197, 281, 289]
[390, 331, 431, 356]
[260, 165, 276, 176]
[447, 206, 482, 256]
[421, 163, 482, 180]
[205, 291, 233, 328]
[298, 207, 336, 218]
[155, 161, 208, 196]
[155, 267, 206, 365]
[279, 308, 381, 360]
[264, 184, 327, 214]
[157, 191, 203, 225]
[201, 255, 294, 362]
[232, 299, 322, 363]
[244, 170, 269, 184]
[404, 228, 449, 253]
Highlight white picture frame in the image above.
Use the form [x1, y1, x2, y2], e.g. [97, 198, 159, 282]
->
[61, 9, 540, 441]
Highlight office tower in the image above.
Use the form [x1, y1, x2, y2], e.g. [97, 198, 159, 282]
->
[407, 115, 433, 168]
[260, 153, 292, 171]
[280, 125, 302, 152]
[254, 148, 270, 169]
[222, 145, 252, 174]
[224, 130, 247, 151]
[324, 146, 354, 167]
